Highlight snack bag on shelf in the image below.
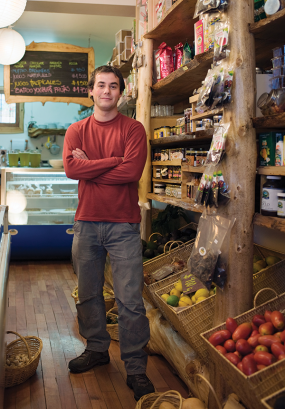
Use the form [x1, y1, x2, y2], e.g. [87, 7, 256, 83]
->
[194, 0, 228, 18]
[174, 42, 183, 70]
[155, 42, 174, 81]
[213, 18, 230, 64]
[182, 42, 193, 65]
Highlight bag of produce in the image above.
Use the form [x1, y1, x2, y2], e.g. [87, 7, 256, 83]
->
[204, 121, 230, 166]
[155, 42, 174, 81]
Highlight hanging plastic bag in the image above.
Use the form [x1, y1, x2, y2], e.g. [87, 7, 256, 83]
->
[182, 42, 192, 66]
[155, 42, 174, 81]
[204, 121, 230, 166]
[187, 211, 235, 290]
[218, 171, 231, 206]
[222, 67, 234, 105]
[174, 43, 183, 70]
[213, 19, 230, 64]
[193, 0, 228, 18]
[208, 66, 224, 109]
[195, 69, 215, 113]
[210, 171, 219, 207]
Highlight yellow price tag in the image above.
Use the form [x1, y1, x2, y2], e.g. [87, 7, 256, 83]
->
[183, 66, 188, 71]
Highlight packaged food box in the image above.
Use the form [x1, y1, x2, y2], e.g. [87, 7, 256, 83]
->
[259, 132, 282, 166]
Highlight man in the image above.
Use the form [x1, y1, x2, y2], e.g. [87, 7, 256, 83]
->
[63, 65, 154, 401]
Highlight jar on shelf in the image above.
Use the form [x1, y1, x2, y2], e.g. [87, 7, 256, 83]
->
[186, 148, 195, 166]
[261, 176, 285, 217]
[46, 185, 53, 195]
[154, 183, 166, 194]
[168, 167, 173, 179]
[277, 193, 285, 218]
[161, 168, 168, 179]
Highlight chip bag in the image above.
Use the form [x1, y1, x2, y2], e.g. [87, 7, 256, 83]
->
[155, 42, 174, 81]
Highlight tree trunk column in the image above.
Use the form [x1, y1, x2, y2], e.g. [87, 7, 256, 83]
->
[137, 39, 153, 241]
[214, 0, 256, 325]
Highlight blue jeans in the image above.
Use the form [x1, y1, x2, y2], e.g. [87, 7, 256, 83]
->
[72, 221, 150, 375]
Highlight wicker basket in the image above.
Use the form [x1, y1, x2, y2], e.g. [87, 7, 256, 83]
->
[200, 289, 285, 409]
[261, 386, 285, 409]
[106, 307, 119, 341]
[5, 331, 43, 388]
[71, 286, 115, 312]
[154, 272, 216, 362]
[135, 390, 184, 409]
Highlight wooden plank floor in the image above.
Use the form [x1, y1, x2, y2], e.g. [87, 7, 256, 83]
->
[4, 261, 188, 409]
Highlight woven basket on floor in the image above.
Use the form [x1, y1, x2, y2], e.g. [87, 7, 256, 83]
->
[5, 331, 43, 388]
[71, 285, 115, 312]
[261, 385, 285, 409]
[106, 307, 119, 341]
[135, 390, 184, 409]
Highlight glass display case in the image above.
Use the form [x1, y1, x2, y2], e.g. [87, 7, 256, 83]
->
[0, 168, 78, 260]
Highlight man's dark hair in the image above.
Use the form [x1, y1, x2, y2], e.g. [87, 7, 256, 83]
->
[87, 65, 125, 101]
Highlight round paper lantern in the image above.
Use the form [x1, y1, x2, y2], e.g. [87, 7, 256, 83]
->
[0, 27, 25, 65]
[0, 0, 27, 28]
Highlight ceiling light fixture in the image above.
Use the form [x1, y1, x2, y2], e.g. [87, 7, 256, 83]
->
[0, 0, 27, 28]
[0, 27, 26, 65]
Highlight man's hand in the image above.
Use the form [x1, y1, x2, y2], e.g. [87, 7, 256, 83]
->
[72, 148, 89, 160]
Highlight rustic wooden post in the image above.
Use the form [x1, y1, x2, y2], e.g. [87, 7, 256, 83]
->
[209, 1, 256, 406]
[137, 38, 153, 241]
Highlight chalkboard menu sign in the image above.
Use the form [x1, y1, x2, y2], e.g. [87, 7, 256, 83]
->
[4, 42, 95, 106]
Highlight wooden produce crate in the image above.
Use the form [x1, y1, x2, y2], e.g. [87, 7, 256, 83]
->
[200, 291, 285, 409]
[261, 386, 285, 409]
[154, 280, 215, 362]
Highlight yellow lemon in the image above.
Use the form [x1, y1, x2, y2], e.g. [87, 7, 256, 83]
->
[170, 288, 181, 298]
[195, 288, 209, 299]
[161, 293, 169, 302]
[180, 295, 192, 306]
[178, 300, 189, 307]
[191, 295, 196, 304]
[196, 296, 208, 303]
[209, 290, 215, 296]
[174, 280, 183, 292]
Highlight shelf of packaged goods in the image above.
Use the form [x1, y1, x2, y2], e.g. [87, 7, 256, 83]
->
[151, 50, 213, 106]
[152, 178, 182, 184]
[23, 194, 78, 199]
[27, 210, 76, 215]
[144, 0, 196, 48]
[254, 213, 285, 233]
[28, 128, 66, 138]
[252, 113, 285, 129]
[7, 180, 77, 185]
[117, 94, 136, 112]
[181, 165, 205, 173]
[250, 9, 285, 70]
[257, 167, 285, 176]
[118, 51, 135, 77]
[152, 160, 182, 166]
[150, 131, 214, 147]
[191, 109, 223, 121]
[147, 192, 203, 213]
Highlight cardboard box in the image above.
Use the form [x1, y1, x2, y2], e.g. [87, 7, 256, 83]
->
[259, 132, 281, 166]
[115, 29, 132, 45]
[122, 49, 132, 61]
[195, 20, 204, 55]
[124, 36, 132, 50]
[116, 42, 125, 55]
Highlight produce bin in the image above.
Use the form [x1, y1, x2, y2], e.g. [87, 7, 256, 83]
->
[154, 276, 216, 362]
[200, 291, 285, 409]
[261, 386, 285, 409]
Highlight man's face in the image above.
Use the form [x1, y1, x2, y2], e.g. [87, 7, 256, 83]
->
[90, 72, 122, 111]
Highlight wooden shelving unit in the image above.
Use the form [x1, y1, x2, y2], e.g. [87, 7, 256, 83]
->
[117, 93, 136, 113]
[146, 192, 203, 213]
[118, 50, 135, 77]
[151, 51, 214, 105]
[254, 213, 285, 233]
[252, 113, 285, 129]
[28, 128, 66, 138]
[250, 9, 285, 69]
[257, 167, 285, 176]
[152, 178, 181, 184]
[151, 160, 182, 166]
[150, 131, 213, 147]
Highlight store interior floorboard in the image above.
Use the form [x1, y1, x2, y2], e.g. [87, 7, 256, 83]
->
[4, 261, 189, 409]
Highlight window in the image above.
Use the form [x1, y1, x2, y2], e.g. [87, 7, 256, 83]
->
[0, 87, 24, 133]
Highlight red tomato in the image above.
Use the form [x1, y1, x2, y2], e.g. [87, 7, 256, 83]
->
[271, 311, 285, 331]
[264, 310, 272, 322]
[242, 355, 258, 376]
[271, 342, 285, 358]
[234, 351, 242, 359]
[278, 354, 285, 361]
[274, 332, 282, 343]
[232, 323, 252, 342]
[226, 317, 238, 334]
[225, 353, 240, 366]
[209, 331, 227, 346]
[236, 339, 253, 356]
[224, 339, 236, 352]
[237, 361, 243, 372]
[219, 329, 232, 341]
[216, 345, 227, 355]
[254, 345, 269, 353]
[252, 314, 266, 327]
[258, 335, 280, 347]
[254, 351, 276, 366]
[247, 334, 260, 348]
[259, 322, 275, 336]
[257, 364, 266, 371]
[280, 329, 285, 344]
[251, 330, 259, 337]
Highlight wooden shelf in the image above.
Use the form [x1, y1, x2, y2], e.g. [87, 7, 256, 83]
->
[191, 109, 223, 121]
[147, 192, 203, 213]
[254, 213, 285, 233]
[257, 166, 285, 176]
[145, 0, 196, 48]
[118, 51, 135, 77]
[28, 128, 66, 138]
[250, 9, 285, 69]
[252, 113, 285, 129]
[150, 131, 213, 147]
[152, 178, 182, 184]
[117, 94, 136, 112]
[152, 160, 182, 166]
[181, 165, 205, 173]
[151, 50, 213, 105]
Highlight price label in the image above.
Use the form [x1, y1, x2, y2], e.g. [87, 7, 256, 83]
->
[180, 270, 206, 295]
[182, 66, 188, 71]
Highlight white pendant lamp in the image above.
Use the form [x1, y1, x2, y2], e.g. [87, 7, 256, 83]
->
[0, 0, 27, 28]
[0, 27, 26, 65]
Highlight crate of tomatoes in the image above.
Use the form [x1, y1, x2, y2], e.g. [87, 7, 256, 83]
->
[201, 288, 285, 409]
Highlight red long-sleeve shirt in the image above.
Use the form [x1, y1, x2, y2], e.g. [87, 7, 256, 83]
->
[63, 113, 147, 223]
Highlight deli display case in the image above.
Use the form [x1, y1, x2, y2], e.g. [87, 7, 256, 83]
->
[0, 168, 78, 260]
